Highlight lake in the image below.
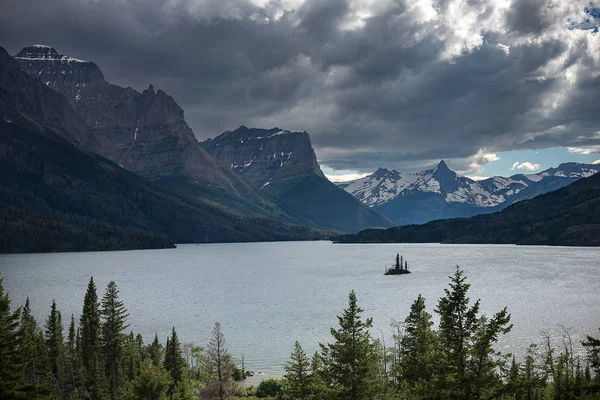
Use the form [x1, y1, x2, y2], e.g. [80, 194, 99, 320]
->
[0, 241, 599, 377]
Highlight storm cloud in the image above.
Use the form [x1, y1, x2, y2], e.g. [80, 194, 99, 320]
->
[1, 0, 599, 173]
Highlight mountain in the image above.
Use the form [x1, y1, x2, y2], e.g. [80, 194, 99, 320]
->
[335, 169, 600, 246]
[13, 45, 304, 221]
[201, 126, 392, 232]
[338, 160, 600, 225]
[0, 46, 329, 252]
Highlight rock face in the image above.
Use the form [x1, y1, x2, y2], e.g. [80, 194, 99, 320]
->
[202, 126, 392, 232]
[15, 45, 254, 191]
[0, 45, 328, 251]
[14, 45, 306, 220]
[338, 160, 600, 225]
[201, 126, 325, 188]
[1, 46, 95, 148]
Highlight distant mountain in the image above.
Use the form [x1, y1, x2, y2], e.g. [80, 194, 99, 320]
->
[201, 126, 393, 232]
[335, 169, 600, 246]
[13, 45, 304, 221]
[338, 160, 600, 225]
[0, 46, 329, 252]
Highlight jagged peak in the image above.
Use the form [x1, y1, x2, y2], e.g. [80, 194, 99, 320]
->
[372, 167, 390, 178]
[435, 160, 450, 171]
[143, 84, 155, 96]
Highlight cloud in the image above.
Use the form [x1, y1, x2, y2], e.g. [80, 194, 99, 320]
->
[462, 151, 501, 175]
[467, 176, 491, 181]
[1, 0, 600, 174]
[325, 172, 370, 182]
[568, 146, 600, 154]
[511, 161, 542, 171]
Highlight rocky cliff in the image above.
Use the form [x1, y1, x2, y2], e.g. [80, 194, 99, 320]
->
[14, 45, 309, 221]
[202, 126, 392, 232]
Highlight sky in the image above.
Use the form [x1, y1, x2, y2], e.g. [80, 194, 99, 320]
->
[2, 0, 600, 179]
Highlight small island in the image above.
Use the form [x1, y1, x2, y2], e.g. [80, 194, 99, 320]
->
[385, 253, 411, 275]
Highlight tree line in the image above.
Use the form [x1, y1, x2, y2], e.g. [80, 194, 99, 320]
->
[1, 267, 599, 399]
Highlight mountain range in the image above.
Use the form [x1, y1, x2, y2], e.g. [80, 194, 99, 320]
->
[1, 45, 338, 252]
[338, 160, 600, 225]
[335, 167, 600, 246]
[0, 44, 395, 252]
[201, 126, 391, 232]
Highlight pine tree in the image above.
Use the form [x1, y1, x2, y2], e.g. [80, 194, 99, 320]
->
[163, 327, 185, 398]
[203, 322, 234, 400]
[148, 333, 163, 366]
[398, 294, 436, 385]
[396, 254, 400, 270]
[284, 341, 311, 399]
[320, 290, 382, 400]
[435, 266, 511, 399]
[18, 297, 53, 397]
[80, 276, 103, 399]
[0, 278, 25, 398]
[100, 281, 129, 400]
[44, 299, 64, 393]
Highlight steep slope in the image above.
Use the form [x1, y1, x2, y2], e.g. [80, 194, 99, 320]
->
[0, 46, 329, 252]
[202, 126, 392, 232]
[13, 45, 303, 221]
[339, 161, 599, 225]
[335, 171, 600, 246]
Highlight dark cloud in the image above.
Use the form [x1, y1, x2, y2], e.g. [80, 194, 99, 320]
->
[1, 0, 599, 173]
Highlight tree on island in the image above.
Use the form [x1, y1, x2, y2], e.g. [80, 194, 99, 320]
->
[396, 254, 400, 270]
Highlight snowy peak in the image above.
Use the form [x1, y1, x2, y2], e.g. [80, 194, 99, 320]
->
[15, 45, 86, 63]
[338, 161, 600, 211]
[337, 167, 425, 207]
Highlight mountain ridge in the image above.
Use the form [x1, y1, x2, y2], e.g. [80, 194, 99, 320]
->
[338, 160, 599, 225]
[335, 169, 600, 246]
[201, 126, 393, 232]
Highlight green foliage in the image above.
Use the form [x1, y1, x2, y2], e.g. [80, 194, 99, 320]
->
[100, 281, 129, 399]
[2, 269, 600, 400]
[397, 294, 437, 391]
[164, 327, 186, 397]
[256, 379, 283, 398]
[0, 278, 25, 398]
[319, 290, 383, 400]
[125, 359, 172, 400]
[283, 342, 311, 399]
[44, 299, 64, 394]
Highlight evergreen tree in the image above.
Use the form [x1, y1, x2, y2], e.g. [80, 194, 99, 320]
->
[100, 281, 129, 400]
[80, 277, 101, 367]
[163, 327, 185, 398]
[148, 333, 164, 366]
[320, 290, 382, 400]
[398, 294, 436, 386]
[435, 267, 512, 399]
[396, 254, 400, 270]
[18, 297, 53, 398]
[284, 341, 311, 399]
[0, 278, 25, 398]
[44, 299, 64, 390]
[80, 276, 103, 399]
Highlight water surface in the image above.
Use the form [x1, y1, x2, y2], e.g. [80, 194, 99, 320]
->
[1, 241, 598, 376]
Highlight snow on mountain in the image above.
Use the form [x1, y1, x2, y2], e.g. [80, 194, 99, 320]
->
[338, 161, 600, 210]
